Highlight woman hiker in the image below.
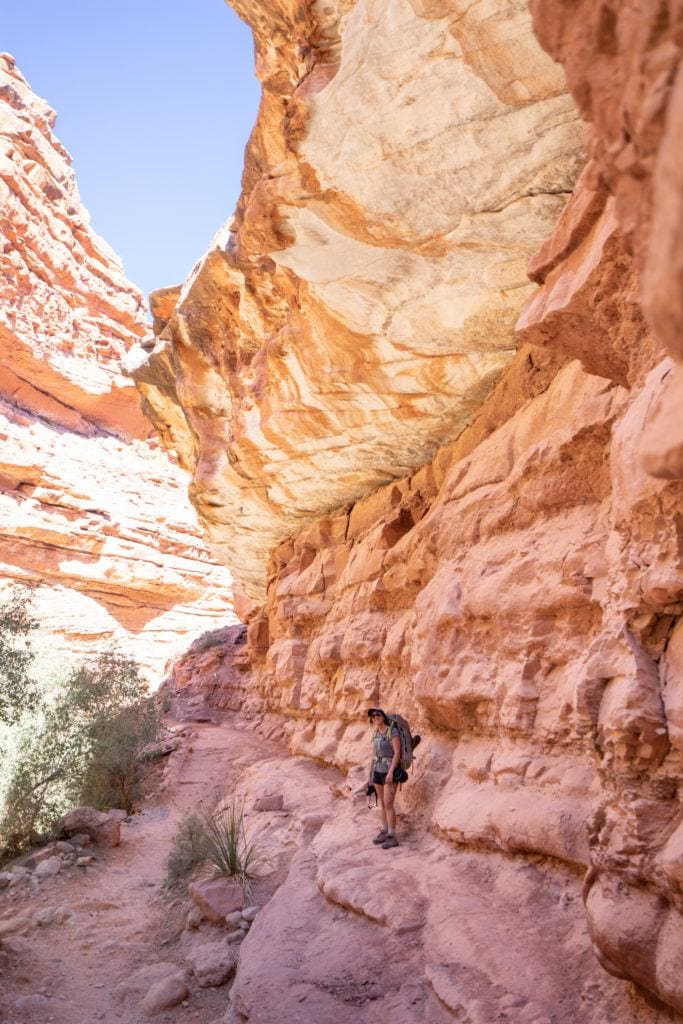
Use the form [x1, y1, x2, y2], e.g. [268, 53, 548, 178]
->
[367, 707, 404, 849]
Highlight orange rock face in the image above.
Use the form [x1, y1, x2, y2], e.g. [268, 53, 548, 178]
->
[132, 0, 585, 598]
[528, 0, 683, 478]
[133, 1, 682, 1016]
[0, 55, 234, 680]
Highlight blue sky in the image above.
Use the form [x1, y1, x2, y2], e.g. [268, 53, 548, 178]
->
[3, 0, 260, 298]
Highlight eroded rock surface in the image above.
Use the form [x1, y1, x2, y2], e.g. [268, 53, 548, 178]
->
[132, 0, 585, 598]
[0, 54, 234, 678]
[130, 0, 682, 1016]
[529, 0, 683, 477]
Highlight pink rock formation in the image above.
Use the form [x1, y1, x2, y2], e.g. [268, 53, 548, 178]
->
[134, 1, 682, 1017]
[528, 0, 683, 479]
[132, 0, 585, 598]
[0, 54, 234, 679]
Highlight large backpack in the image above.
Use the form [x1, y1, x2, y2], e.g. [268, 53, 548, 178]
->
[385, 713, 421, 772]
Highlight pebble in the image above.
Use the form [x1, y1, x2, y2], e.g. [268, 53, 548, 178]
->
[34, 857, 62, 878]
[186, 907, 204, 930]
[33, 907, 55, 927]
[241, 905, 258, 922]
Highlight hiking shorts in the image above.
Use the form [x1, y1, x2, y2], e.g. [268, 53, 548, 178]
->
[372, 767, 408, 786]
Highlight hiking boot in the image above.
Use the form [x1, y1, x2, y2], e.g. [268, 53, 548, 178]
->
[381, 835, 399, 849]
[372, 830, 389, 845]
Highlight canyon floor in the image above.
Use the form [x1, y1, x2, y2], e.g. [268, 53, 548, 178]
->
[0, 714, 677, 1024]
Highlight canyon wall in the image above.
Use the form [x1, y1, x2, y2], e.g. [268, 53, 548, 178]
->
[0, 54, 234, 680]
[133, 0, 585, 600]
[133, 0, 683, 1015]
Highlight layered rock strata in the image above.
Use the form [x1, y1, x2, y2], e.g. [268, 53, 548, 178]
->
[528, 0, 683, 481]
[132, 0, 585, 598]
[0, 54, 234, 679]
[134, 0, 682, 1016]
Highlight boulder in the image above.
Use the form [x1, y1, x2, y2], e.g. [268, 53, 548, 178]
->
[188, 878, 244, 923]
[34, 856, 62, 878]
[140, 972, 189, 1014]
[186, 940, 238, 987]
[57, 806, 121, 847]
[113, 962, 186, 1006]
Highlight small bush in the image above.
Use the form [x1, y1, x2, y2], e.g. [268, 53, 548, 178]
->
[164, 812, 209, 889]
[0, 648, 160, 856]
[0, 588, 39, 727]
[190, 628, 226, 655]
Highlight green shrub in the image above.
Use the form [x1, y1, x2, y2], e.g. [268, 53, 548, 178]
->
[0, 588, 39, 727]
[0, 647, 160, 856]
[163, 812, 209, 889]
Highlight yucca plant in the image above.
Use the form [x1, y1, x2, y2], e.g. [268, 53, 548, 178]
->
[202, 798, 259, 897]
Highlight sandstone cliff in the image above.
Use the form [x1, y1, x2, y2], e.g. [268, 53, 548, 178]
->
[0, 54, 234, 679]
[133, 0, 585, 599]
[133, 1, 683, 1017]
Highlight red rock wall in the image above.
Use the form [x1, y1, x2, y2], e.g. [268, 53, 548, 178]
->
[132, 1, 683, 1013]
[529, 0, 683, 477]
[231, 8, 683, 1011]
[244, 341, 682, 1014]
[0, 55, 235, 680]
[131, 0, 585, 599]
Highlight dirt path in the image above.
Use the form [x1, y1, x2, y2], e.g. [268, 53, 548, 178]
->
[1, 716, 677, 1024]
[0, 719, 281, 1024]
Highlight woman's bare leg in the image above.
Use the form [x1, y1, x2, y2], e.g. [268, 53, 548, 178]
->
[374, 783, 388, 831]
[383, 782, 396, 833]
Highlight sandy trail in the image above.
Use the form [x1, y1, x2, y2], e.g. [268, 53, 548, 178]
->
[1, 716, 676, 1024]
[0, 719, 280, 1024]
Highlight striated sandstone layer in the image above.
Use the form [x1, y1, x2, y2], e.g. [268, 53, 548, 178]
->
[529, 0, 683, 479]
[131, 0, 585, 598]
[0, 54, 234, 680]
[139, 0, 683, 1017]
